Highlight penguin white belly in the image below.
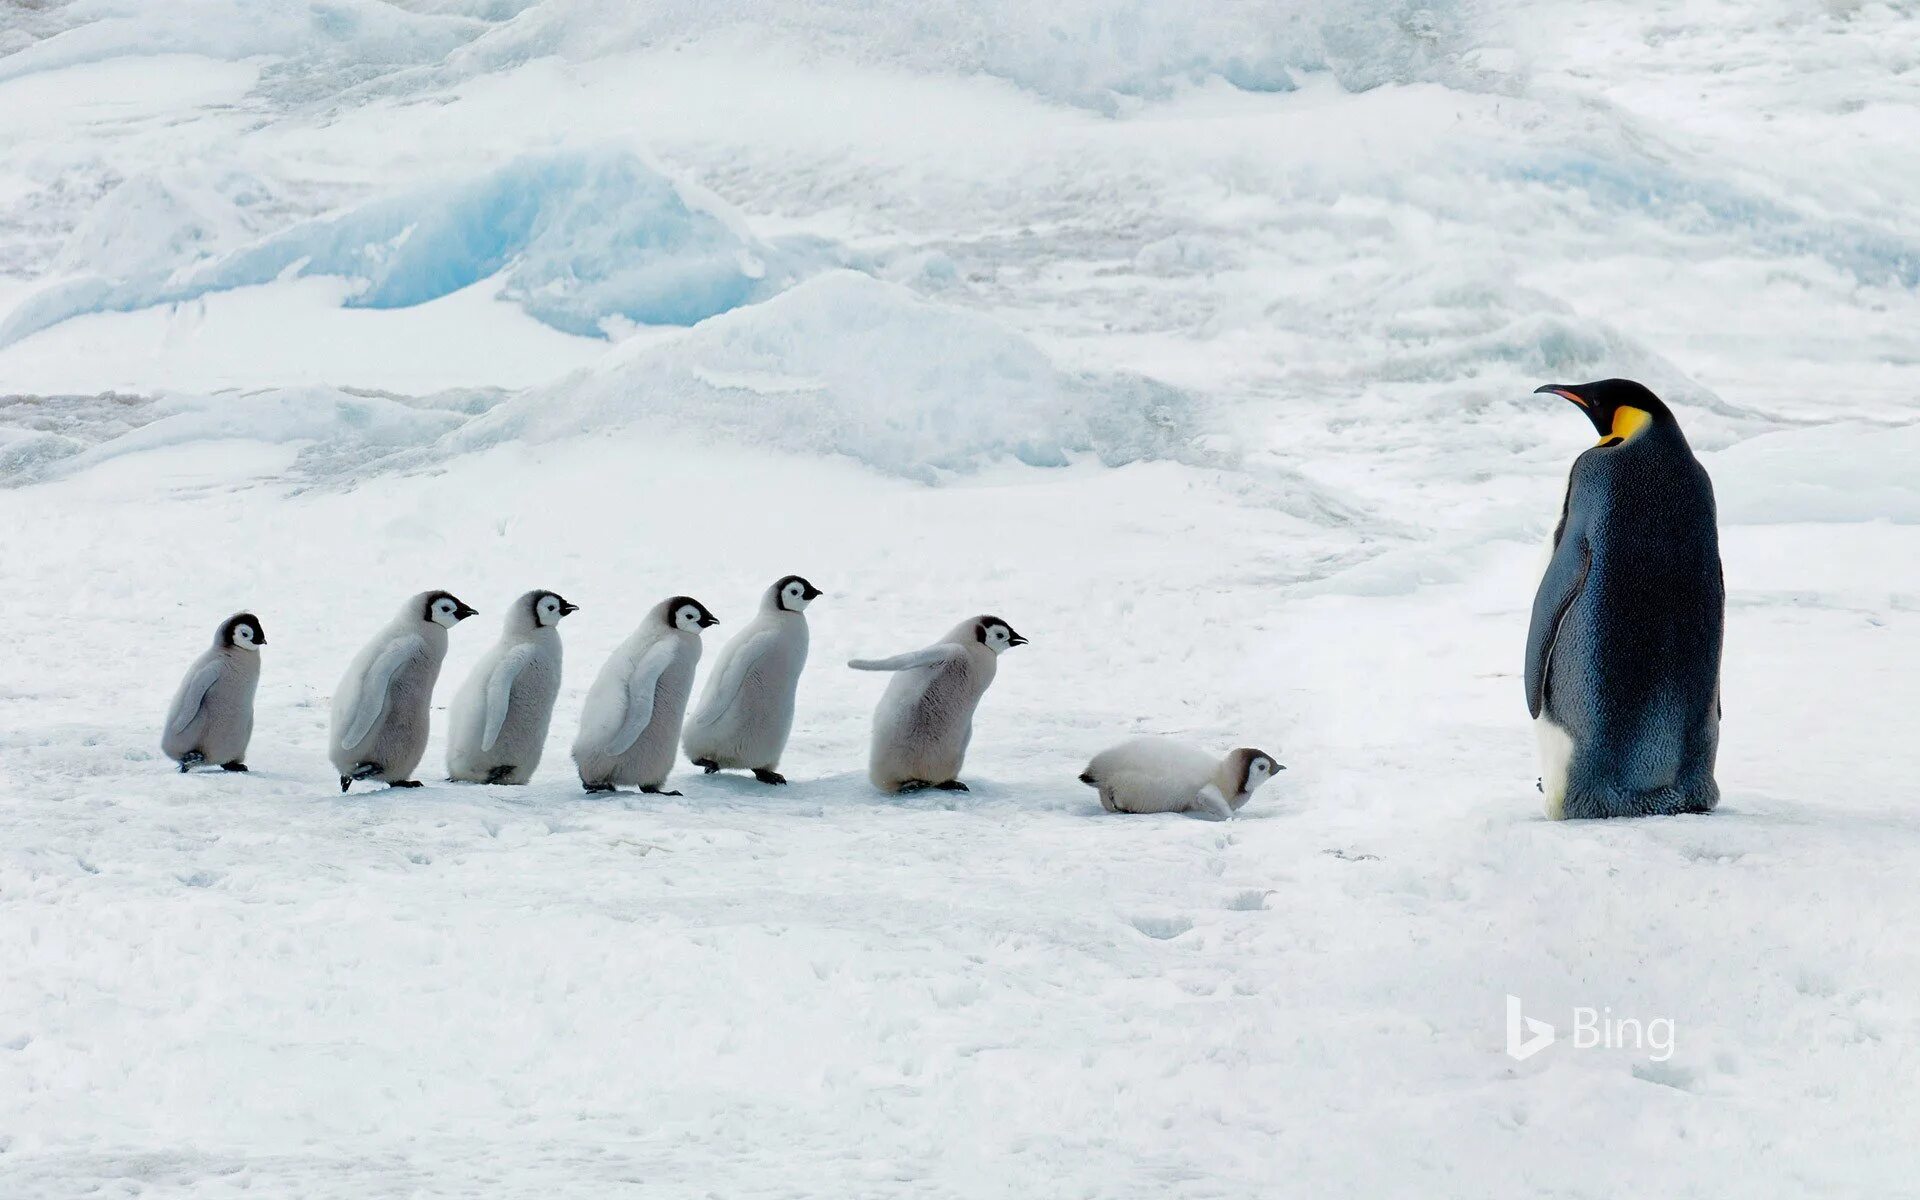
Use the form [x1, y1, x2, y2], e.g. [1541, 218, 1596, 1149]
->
[1534, 716, 1574, 821]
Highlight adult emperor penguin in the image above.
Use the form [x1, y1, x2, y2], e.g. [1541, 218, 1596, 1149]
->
[161, 612, 265, 773]
[849, 614, 1026, 793]
[683, 574, 823, 784]
[573, 595, 718, 795]
[1528, 379, 1724, 819]
[331, 590, 477, 792]
[446, 589, 577, 785]
[1078, 739, 1282, 820]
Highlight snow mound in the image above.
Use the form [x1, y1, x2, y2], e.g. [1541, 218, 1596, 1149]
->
[0, 150, 817, 348]
[0, 386, 488, 486]
[1710, 422, 1920, 526]
[429, 0, 1514, 111]
[452, 271, 1195, 480]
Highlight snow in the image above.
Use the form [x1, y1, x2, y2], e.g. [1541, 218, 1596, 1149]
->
[453, 271, 1198, 479]
[3, 0, 1918, 1194]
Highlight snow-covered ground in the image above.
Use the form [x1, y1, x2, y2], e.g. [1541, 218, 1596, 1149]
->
[2, 1, 1917, 1195]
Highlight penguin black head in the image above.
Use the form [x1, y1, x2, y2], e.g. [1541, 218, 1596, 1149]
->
[1536, 379, 1673, 446]
[220, 612, 266, 651]
[667, 596, 720, 632]
[774, 575, 824, 612]
[531, 590, 578, 628]
[424, 591, 478, 627]
[975, 616, 1027, 654]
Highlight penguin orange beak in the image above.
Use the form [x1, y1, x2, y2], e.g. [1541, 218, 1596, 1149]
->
[1535, 384, 1587, 408]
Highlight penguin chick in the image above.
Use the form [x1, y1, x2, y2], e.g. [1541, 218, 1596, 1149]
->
[1528, 379, 1724, 820]
[683, 575, 822, 785]
[850, 614, 1025, 794]
[330, 590, 477, 792]
[161, 612, 265, 773]
[1078, 738, 1282, 821]
[573, 596, 717, 795]
[446, 589, 577, 785]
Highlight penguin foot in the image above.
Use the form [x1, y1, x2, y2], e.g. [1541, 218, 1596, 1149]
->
[896, 780, 931, 794]
[388, 780, 424, 789]
[752, 769, 787, 786]
[694, 758, 720, 774]
[641, 786, 683, 797]
[934, 780, 969, 793]
[339, 776, 351, 793]
[582, 782, 617, 794]
[484, 765, 517, 785]
[178, 751, 204, 773]
[220, 761, 248, 773]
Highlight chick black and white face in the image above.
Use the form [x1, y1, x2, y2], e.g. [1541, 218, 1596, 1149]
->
[533, 592, 577, 628]
[671, 599, 719, 632]
[1246, 756, 1275, 789]
[225, 615, 265, 651]
[426, 593, 475, 628]
[777, 575, 822, 612]
[1239, 751, 1282, 794]
[976, 618, 1027, 654]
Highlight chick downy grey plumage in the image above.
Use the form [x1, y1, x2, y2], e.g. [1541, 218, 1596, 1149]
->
[161, 612, 265, 772]
[573, 596, 717, 795]
[330, 590, 477, 791]
[684, 575, 822, 785]
[850, 614, 1025, 793]
[1079, 738, 1282, 820]
[446, 589, 576, 785]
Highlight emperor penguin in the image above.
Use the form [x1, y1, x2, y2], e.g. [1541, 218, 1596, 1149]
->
[573, 595, 718, 795]
[1078, 738, 1282, 820]
[850, 614, 1026, 793]
[1528, 379, 1724, 819]
[330, 590, 477, 792]
[446, 589, 578, 784]
[683, 574, 823, 785]
[161, 612, 265, 772]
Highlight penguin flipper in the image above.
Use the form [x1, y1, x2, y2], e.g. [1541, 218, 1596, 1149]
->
[480, 643, 537, 752]
[690, 629, 780, 728]
[341, 634, 423, 750]
[170, 661, 223, 734]
[1525, 537, 1591, 720]
[596, 640, 676, 758]
[848, 645, 962, 672]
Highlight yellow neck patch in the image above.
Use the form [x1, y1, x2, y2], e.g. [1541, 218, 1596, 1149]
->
[1600, 405, 1652, 446]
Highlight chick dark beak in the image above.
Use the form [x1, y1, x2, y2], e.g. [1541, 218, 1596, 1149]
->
[1535, 383, 1587, 407]
[804, 586, 824, 600]
[255, 636, 268, 646]
[700, 615, 720, 628]
[457, 604, 478, 620]
[559, 602, 579, 616]
[1008, 633, 1029, 647]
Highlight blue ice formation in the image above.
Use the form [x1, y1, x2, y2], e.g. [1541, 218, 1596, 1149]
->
[0, 150, 819, 347]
